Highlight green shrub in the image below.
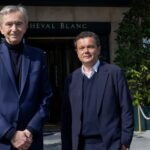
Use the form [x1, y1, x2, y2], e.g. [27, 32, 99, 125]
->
[114, 0, 150, 106]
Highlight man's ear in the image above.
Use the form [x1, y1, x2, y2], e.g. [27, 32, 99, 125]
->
[98, 46, 101, 56]
[0, 25, 4, 35]
[23, 24, 28, 34]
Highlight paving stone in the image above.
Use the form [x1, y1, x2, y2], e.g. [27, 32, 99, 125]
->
[43, 131, 150, 150]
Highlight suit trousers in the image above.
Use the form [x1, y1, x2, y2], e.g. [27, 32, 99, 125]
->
[78, 136, 106, 150]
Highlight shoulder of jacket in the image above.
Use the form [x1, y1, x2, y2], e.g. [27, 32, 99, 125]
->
[101, 62, 122, 73]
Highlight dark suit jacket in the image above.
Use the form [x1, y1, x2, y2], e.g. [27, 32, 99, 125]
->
[0, 43, 52, 150]
[61, 61, 134, 150]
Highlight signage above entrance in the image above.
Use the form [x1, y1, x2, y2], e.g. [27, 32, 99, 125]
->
[0, 0, 130, 6]
[26, 22, 111, 37]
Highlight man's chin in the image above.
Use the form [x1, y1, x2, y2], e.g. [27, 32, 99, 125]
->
[9, 39, 21, 45]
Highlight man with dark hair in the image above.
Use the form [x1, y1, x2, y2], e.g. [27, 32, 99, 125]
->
[61, 31, 134, 150]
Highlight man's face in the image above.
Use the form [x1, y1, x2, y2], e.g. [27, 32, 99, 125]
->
[76, 37, 100, 66]
[0, 11, 27, 45]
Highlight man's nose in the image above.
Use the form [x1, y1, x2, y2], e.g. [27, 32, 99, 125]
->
[11, 24, 17, 31]
[84, 47, 89, 52]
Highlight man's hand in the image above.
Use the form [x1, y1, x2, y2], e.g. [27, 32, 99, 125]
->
[24, 129, 33, 142]
[122, 144, 128, 150]
[11, 130, 33, 150]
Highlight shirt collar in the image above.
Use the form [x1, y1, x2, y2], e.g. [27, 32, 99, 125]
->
[92, 60, 100, 73]
[81, 60, 100, 78]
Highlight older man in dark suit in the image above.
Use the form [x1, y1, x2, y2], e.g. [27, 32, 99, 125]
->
[61, 31, 134, 150]
[0, 5, 52, 150]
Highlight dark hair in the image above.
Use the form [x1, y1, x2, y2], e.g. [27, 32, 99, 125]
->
[74, 31, 101, 49]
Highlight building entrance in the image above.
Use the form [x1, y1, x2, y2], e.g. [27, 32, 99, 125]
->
[27, 37, 80, 130]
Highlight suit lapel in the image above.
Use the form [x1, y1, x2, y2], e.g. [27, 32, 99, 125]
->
[0, 44, 17, 92]
[20, 46, 30, 95]
[71, 64, 109, 115]
[75, 71, 83, 116]
[71, 69, 83, 119]
[96, 62, 109, 114]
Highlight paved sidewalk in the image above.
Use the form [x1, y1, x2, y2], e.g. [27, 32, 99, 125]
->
[130, 130, 150, 150]
[44, 132, 61, 150]
[44, 130, 150, 150]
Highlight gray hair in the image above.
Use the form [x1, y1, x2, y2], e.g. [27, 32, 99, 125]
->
[0, 5, 28, 25]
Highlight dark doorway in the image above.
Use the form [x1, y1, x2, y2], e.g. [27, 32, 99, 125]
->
[26, 37, 79, 130]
